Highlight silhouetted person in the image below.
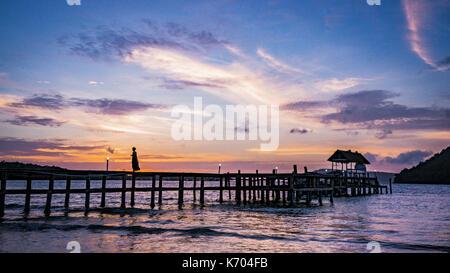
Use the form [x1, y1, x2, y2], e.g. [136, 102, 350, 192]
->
[131, 147, 140, 172]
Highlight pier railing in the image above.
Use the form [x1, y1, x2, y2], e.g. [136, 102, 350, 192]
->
[0, 166, 391, 217]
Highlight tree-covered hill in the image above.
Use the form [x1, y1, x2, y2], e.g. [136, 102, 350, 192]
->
[395, 146, 450, 184]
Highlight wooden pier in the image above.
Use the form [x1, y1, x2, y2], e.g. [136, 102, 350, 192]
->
[0, 165, 390, 217]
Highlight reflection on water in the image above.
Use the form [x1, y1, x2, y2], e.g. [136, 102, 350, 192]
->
[0, 181, 449, 253]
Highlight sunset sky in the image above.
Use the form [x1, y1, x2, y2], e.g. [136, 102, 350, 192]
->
[0, 0, 449, 173]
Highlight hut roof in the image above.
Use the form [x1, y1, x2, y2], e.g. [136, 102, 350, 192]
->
[327, 149, 370, 164]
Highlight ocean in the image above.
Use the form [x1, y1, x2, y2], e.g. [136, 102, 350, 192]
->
[0, 180, 449, 253]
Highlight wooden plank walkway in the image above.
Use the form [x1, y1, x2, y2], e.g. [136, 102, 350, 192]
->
[0, 165, 391, 217]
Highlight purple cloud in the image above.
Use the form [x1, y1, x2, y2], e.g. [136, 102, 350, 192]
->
[321, 90, 448, 126]
[4, 115, 64, 127]
[289, 128, 310, 134]
[384, 150, 432, 165]
[9, 94, 65, 110]
[281, 100, 327, 111]
[58, 21, 226, 61]
[68, 98, 166, 115]
[9, 94, 167, 116]
[0, 137, 103, 157]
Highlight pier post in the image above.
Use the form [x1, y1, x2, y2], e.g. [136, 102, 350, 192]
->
[193, 177, 197, 201]
[100, 176, 106, 207]
[151, 175, 156, 209]
[318, 190, 323, 206]
[219, 175, 223, 203]
[248, 176, 252, 201]
[24, 175, 32, 213]
[272, 170, 276, 200]
[200, 176, 205, 205]
[131, 173, 136, 207]
[44, 175, 54, 215]
[288, 176, 294, 206]
[85, 177, 91, 214]
[357, 178, 361, 196]
[275, 175, 280, 202]
[65, 177, 71, 210]
[227, 173, 232, 200]
[330, 179, 334, 204]
[243, 176, 247, 205]
[260, 176, 265, 203]
[306, 178, 311, 205]
[256, 170, 261, 200]
[282, 178, 286, 205]
[389, 178, 392, 194]
[158, 176, 163, 206]
[252, 176, 257, 202]
[0, 172, 6, 217]
[178, 175, 184, 209]
[295, 181, 301, 203]
[236, 171, 241, 204]
[121, 175, 126, 209]
[288, 165, 300, 202]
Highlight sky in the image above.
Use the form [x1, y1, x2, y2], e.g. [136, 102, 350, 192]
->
[0, 0, 449, 173]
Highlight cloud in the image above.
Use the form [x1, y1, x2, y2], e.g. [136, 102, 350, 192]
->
[68, 98, 165, 115]
[321, 90, 449, 131]
[438, 56, 450, 66]
[364, 152, 378, 163]
[282, 90, 449, 138]
[289, 128, 311, 134]
[375, 129, 393, 139]
[257, 48, 306, 74]
[88, 81, 104, 86]
[402, 0, 448, 71]
[4, 115, 64, 127]
[8, 94, 167, 116]
[58, 21, 226, 61]
[9, 94, 65, 110]
[281, 100, 327, 112]
[106, 146, 115, 154]
[159, 79, 225, 90]
[0, 137, 103, 157]
[384, 150, 432, 165]
[125, 47, 282, 105]
[314, 77, 362, 92]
